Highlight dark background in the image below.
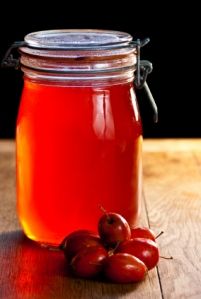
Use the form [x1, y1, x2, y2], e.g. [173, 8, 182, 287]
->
[0, 2, 199, 138]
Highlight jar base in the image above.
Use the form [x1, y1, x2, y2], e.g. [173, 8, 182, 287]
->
[22, 228, 63, 249]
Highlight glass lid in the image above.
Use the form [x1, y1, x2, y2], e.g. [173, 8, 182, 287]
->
[24, 29, 133, 49]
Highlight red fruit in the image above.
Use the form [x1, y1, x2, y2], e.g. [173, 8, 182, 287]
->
[61, 230, 102, 262]
[98, 212, 131, 247]
[70, 245, 108, 278]
[104, 253, 147, 283]
[117, 238, 159, 270]
[131, 227, 156, 241]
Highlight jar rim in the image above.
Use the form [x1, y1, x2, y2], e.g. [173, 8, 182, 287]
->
[24, 29, 133, 50]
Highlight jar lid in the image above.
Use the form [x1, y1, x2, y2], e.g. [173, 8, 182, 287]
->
[24, 29, 133, 50]
[18, 29, 137, 77]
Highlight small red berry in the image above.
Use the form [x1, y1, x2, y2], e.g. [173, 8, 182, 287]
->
[104, 253, 147, 283]
[98, 212, 131, 247]
[117, 238, 159, 270]
[70, 245, 108, 278]
[131, 227, 156, 241]
[61, 230, 102, 262]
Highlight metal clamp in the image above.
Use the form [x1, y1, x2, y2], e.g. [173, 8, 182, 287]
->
[1, 41, 26, 69]
[133, 38, 158, 122]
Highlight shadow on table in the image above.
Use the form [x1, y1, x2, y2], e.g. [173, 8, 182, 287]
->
[0, 230, 140, 299]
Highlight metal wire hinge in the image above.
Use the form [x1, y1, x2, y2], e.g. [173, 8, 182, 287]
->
[132, 38, 158, 123]
[1, 41, 26, 69]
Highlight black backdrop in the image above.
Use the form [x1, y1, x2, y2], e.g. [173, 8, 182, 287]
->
[0, 2, 199, 138]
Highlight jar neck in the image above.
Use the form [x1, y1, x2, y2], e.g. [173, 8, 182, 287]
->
[22, 67, 135, 86]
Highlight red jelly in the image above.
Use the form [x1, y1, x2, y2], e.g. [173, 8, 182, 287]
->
[16, 30, 142, 246]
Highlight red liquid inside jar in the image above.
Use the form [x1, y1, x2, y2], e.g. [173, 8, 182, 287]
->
[16, 79, 142, 246]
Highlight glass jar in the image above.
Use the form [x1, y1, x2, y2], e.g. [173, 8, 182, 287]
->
[2, 30, 156, 246]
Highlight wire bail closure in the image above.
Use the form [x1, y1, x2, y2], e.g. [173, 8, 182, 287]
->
[1, 38, 158, 122]
[133, 38, 158, 123]
[1, 41, 26, 69]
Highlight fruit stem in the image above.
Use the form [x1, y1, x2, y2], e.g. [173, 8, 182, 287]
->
[99, 205, 110, 221]
[160, 255, 173, 260]
[41, 244, 62, 251]
[89, 262, 102, 266]
[99, 205, 107, 214]
[155, 231, 164, 239]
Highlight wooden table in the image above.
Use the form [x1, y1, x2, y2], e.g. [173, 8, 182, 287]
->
[1, 139, 201, 299]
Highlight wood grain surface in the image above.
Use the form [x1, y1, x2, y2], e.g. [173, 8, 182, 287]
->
[1, 139, 201, 298]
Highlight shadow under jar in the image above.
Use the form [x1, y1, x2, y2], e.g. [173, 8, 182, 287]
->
[16, 30, 143, 246]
